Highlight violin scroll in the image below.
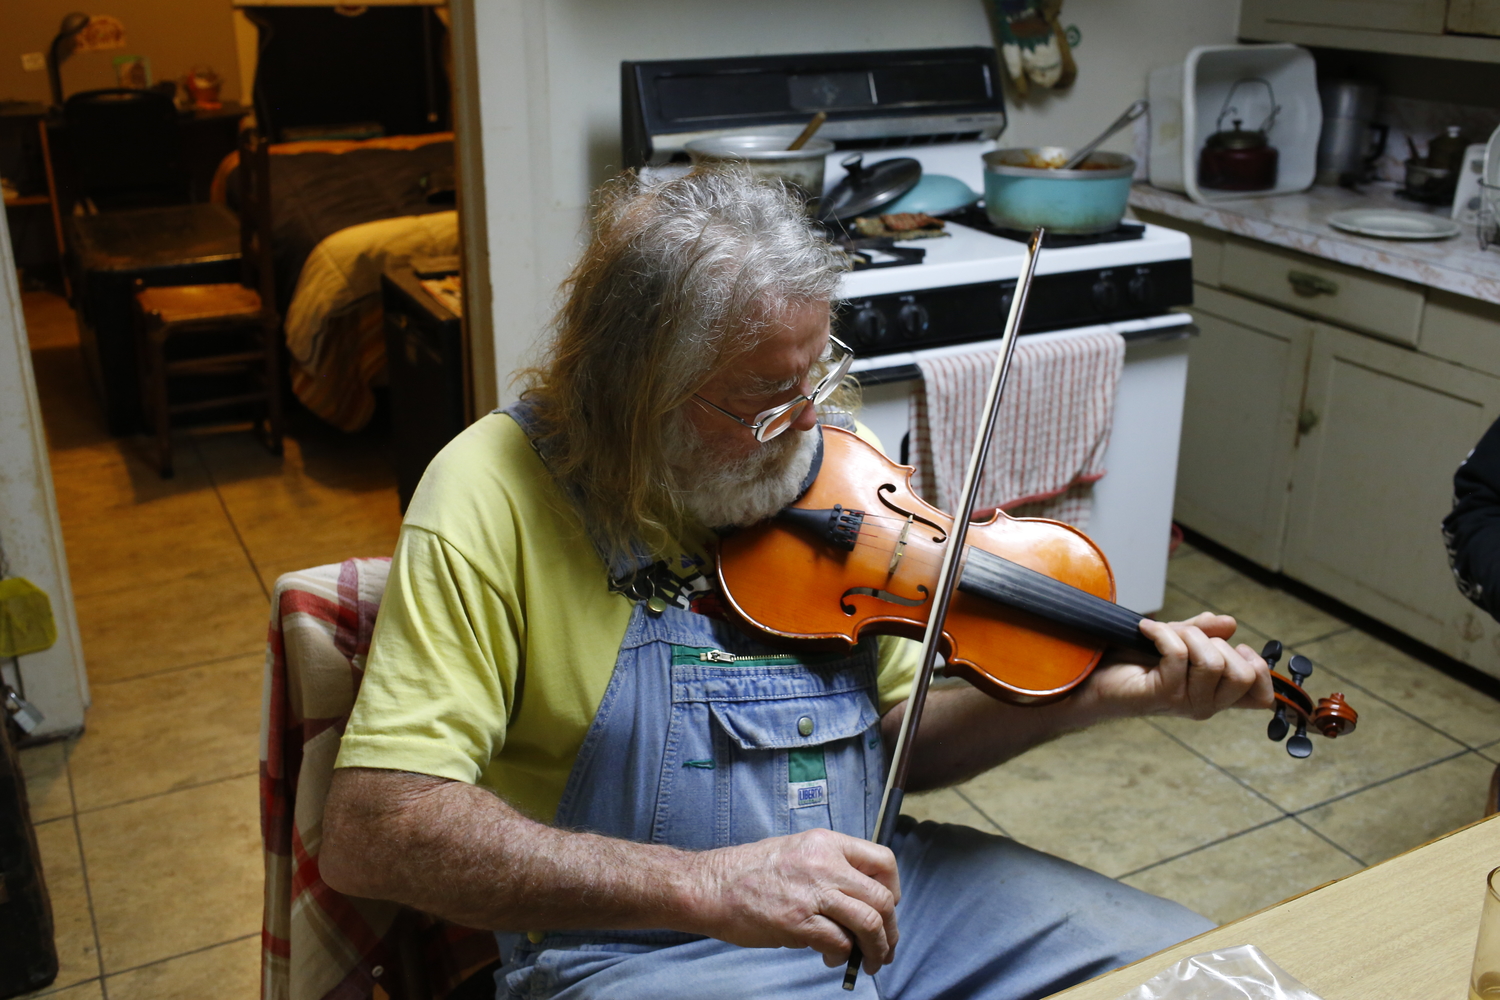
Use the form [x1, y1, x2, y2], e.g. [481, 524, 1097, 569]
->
[1259, 639, 1358, 759]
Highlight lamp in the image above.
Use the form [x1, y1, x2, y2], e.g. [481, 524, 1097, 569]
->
[47, 12, 91, 109]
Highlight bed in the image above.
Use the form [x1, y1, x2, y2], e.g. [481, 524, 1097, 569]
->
[214, 132, 459, 431]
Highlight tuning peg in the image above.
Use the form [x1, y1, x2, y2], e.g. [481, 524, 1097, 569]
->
[1286, 717, 1313, 758]
[1260, 639, 1283, 668]
[1288, 654, 1312, 687]
[1267, 704, 1289, 742]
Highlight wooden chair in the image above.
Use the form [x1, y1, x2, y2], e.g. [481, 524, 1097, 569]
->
[63, 88, 189, 212]
[133, 126, 283, 478]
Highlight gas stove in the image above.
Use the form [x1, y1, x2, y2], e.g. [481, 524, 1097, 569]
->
[834, 217, 1192, 358]
[822, 138, 1193, 359]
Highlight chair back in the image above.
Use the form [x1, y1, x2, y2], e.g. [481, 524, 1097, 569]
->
[63, 88, 187, 210]
[236, 127, 277, 310]
[261, 558, 499, 1000]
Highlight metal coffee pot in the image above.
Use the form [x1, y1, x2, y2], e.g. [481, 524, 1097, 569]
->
[1316, 80, 1388, 186]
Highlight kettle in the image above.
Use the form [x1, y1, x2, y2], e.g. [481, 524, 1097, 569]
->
[1198, 78, 1280, 192]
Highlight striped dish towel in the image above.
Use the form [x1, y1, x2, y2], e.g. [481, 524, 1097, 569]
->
[908, 330, 1125, 529]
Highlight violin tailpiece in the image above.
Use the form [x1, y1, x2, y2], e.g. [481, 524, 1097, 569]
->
[776, 504, 865, 552]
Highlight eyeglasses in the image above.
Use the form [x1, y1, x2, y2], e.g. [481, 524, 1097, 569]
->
[693, 335, 856, 442]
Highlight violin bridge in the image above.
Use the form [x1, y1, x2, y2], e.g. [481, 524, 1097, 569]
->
[887, 515, 914, 576]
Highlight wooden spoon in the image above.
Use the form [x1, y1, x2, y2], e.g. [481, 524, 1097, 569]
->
[787, 112, 828, 151]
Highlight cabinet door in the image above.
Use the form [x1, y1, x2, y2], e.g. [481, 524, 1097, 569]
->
[1245, 0, 1447, 32]
[1448, 0, 1500, 35]
[1283, 323, 1500, 671]
[1175, 287, 1313, 570]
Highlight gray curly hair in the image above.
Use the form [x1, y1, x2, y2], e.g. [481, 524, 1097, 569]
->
[521, 167, 848, 560]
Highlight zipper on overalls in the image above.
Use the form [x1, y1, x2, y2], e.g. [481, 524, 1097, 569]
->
[698, 649, 800, 664]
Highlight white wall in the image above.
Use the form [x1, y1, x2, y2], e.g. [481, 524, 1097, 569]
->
[0, 221, 89, 738]
[467, 0, 1240, 405]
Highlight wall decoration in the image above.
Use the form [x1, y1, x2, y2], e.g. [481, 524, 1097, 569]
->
[986, 0, 1077, 98]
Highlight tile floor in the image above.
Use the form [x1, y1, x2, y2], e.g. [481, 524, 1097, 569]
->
[14, 289, 1500, 998]
[17, 291, 402, 1000]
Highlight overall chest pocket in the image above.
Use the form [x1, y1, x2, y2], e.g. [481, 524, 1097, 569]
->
[653, 647, 881, 850]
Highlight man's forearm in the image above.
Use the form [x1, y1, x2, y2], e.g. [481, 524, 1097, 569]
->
[321, 767, 700, 932]
[885, 680, 1116, 792]
[320, 766, 905, 970]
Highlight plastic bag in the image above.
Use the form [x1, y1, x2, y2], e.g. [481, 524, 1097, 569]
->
[1115, 945, 1324, 1000]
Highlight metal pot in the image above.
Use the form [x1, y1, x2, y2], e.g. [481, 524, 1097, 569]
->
[1403, 158, 1455, 205]
[684, 134, 836, 207]
[981, 147, 1135, 235]
[1199, 124, 1280, 191]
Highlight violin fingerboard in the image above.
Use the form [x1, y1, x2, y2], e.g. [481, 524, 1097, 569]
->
[958, 548, 1158, 656]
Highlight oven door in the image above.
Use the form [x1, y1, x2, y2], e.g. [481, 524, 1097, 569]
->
[848, 313, 1195, 615]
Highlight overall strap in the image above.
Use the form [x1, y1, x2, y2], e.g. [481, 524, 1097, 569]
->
[499, 400, 659, 583]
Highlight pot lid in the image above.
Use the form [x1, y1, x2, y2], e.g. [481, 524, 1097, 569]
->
[1206, 118, 1270, 151]
[818, 154, 922, 222]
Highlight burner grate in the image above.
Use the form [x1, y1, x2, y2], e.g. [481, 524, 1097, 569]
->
[945, 207, 1145, 247]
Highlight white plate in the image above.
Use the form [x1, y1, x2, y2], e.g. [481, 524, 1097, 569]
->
[1325, 208, 1461, 240]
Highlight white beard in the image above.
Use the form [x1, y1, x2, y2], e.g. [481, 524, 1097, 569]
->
[665, 419, 819, 529]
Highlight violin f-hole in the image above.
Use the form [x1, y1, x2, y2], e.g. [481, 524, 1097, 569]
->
[841, 585, 930, 615]
[877, 483, 947, 543]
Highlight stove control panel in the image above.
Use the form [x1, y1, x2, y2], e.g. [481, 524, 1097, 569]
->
[835, 259, 1192, 356]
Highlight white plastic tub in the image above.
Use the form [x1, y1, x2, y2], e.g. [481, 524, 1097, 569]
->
[1148, 44, 1320, 205]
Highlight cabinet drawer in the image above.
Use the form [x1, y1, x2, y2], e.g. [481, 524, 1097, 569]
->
[1420, 290, 1500, 378]
[1220, 239, 1425, 346]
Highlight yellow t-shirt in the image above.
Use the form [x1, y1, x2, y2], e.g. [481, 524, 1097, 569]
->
[335, 412, 918, 822]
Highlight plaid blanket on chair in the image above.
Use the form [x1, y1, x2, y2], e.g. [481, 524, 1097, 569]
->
[261, 557, 499, 1000]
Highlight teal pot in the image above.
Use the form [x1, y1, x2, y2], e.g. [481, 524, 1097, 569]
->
[982, 147, 1135, 234]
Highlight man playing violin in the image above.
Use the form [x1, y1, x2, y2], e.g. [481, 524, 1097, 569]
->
[321, 168, 1275, 999]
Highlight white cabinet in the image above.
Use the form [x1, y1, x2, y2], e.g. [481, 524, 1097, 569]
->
[1242, 0, 1500, 60]
[1448, 0, 1500, 33]
[1283, 323, 1500, 663]
[1175, 287, 1312, 571]
[1137, 207, 1500, 675]
[1249, 0, 1448, 32]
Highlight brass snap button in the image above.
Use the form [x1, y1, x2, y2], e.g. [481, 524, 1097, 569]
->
[797, 716, 814, 737]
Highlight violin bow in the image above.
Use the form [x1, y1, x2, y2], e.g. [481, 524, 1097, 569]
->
[843, 227, 1047, 990]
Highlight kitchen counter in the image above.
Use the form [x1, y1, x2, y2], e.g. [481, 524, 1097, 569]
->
[1128, 182, 1500, 306]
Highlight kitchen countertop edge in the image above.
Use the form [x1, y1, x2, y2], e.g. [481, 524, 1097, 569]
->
[1128, 183, 1500, 308]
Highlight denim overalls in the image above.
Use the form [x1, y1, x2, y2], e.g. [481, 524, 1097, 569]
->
[494, 404, 1211, 1000]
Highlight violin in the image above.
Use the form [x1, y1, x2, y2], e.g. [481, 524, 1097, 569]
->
[716, 427, 1358, 754]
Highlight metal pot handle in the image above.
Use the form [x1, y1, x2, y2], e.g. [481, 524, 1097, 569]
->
[1215, 77, 1281, 135]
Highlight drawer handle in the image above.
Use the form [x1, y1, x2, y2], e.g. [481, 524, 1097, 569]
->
[1297, 408, 1320, 436]
[1288, 271, 1338, 297]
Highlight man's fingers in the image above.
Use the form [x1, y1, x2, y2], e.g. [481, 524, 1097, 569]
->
[1231, 643, 1275, 709]
[829, 845, 900, 969]
[1139, 618, 1188, 675]
[816, 884, 895, 973]
[1206, 637, 1257, 712]
[1176, 626, 1224, 717]
[839, 837, 902, 904]
[1184, 611, 1238, 641]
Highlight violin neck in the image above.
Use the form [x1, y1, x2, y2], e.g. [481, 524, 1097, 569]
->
[958, 548, 1159, 657]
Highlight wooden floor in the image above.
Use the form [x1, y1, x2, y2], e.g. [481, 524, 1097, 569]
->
[15, 289, 1500, 998]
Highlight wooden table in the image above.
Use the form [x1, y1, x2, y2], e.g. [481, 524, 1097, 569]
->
[1051, 814, 1500, 999]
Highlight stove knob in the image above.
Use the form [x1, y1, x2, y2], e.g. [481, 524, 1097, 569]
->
[1091, 277, 1121, 312]
[1128, 272, 1154, 306]
[898, 301, 930, 338]
[850, 304, 889, 348]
